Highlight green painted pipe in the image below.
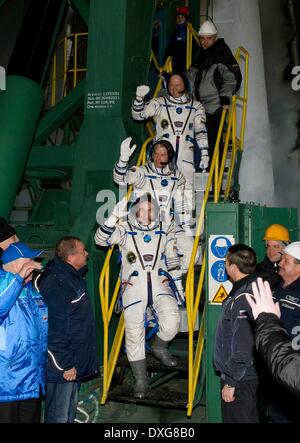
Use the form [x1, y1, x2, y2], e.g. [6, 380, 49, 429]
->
[0, 75, 43, 218]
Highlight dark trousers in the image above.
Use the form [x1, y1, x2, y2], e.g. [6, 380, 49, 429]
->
[221, 379, 259, 423]
[0, 397, 42, 423]
[206, 111, 224, 169]
[44, 382, 79, 423]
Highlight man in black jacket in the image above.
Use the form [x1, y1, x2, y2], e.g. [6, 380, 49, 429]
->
[246, 277, 300, 399]
[187, 20, 242, 166]
[214, 244, 259, 423]
[38, 236, 99, 423]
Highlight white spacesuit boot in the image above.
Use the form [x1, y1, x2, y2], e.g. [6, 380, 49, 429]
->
[151, 335, 178, 367]
[130, 359, 148, 399]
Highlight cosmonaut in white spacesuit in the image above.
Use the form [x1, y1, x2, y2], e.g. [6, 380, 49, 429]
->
[131, 72, 209, 190]
[94, 193, 181, 399]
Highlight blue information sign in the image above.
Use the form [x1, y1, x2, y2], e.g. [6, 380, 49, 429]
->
[211, 236, 232, 258]
[211, 260, 229, 282]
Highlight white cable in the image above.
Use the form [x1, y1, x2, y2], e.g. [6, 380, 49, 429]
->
[74, 405, 89, 423]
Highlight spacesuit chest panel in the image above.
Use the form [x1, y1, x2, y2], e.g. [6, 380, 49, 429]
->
[123, 223, 166, 273]
[154, 97, 195, 140]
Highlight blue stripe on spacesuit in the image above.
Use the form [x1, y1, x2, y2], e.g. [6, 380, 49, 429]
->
[147, 271, 153, 306]
[101, 225, 115, 235]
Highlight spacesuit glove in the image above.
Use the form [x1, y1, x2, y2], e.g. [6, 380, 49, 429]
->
[199, 149, 209, 171]
[120, 137, 137, 162]
[105, 198, 129, 227]
[136, 85, 150, 100]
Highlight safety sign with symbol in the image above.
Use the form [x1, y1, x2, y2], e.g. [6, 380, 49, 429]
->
[211, 236, 232, 258]
[211, 284, 229, 304]
[211, 260, 228, 282]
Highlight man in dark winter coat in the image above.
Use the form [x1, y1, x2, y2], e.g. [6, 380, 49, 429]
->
[214, 244, 259, 423]
[187, 20, 242, 165]
[256, 242, 300, 422]
[246, 277, 300, 399]
[38, 236, 99, 423]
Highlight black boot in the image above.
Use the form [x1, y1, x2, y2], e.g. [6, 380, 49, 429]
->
[130, 359, 148, 399]
[152, 335, 178, 367]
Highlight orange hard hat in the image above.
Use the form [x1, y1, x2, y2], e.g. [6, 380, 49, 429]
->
[263, 224, 290, 242]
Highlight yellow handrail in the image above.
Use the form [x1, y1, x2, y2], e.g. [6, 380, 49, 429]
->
[186, 23, 200, 70]
[150, 49, 161, 72]
[234, 47, 249, 151]
[48, 32, 88, 107]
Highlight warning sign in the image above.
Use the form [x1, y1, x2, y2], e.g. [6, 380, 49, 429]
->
[211, 284, 229, 304]
[208, 234, 234, 303]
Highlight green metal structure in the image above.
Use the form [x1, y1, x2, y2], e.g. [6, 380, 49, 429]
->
[205, 202, 298, 423]
[0, 76, 44, 218]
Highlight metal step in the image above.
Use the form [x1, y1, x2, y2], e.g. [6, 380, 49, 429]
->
[107, 384, 188, 409]
[116, 354, 188, 373]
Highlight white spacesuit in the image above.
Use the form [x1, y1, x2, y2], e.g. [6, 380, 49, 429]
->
[95, 194, 181, 398]
[131, 73, 209, 189]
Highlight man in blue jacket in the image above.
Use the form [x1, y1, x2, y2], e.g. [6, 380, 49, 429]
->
[38, 236, 99, 423]
[0, 242, 48, 423]
[214, 244, 259, 423]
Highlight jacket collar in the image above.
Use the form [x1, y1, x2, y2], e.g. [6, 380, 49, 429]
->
[281, 276, 300, 291]
[53, 256, 87, 278]
[231, 273, 257, 294]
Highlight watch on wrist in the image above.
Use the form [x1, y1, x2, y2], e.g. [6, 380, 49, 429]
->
[224, 383, 234, 388]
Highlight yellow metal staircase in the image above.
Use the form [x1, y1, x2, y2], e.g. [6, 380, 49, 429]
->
[98, 27, 249, 417]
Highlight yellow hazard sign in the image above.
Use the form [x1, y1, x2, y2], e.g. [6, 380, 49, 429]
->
[212, 284, 228, 304]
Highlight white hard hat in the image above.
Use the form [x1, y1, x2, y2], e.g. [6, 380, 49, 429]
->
[283, 241, 300, 261]
[198, 20, 218, 36]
